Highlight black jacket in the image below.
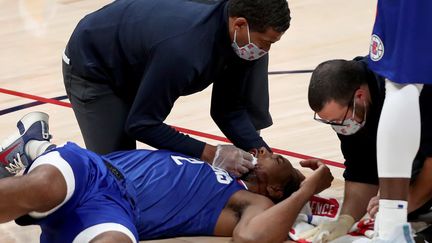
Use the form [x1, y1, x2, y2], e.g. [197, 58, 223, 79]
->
[340, 57, 432, 185]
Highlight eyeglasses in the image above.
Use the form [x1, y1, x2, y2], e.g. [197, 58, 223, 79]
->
[313, 88, 358, 126]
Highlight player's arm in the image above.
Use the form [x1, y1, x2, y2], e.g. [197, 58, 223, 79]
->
[231, 191, 307, 243]
[408, 157, 432, 212]
[232, 161, 333, 243]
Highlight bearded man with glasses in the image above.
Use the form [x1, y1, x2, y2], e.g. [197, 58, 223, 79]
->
[297, 56, 432, 242]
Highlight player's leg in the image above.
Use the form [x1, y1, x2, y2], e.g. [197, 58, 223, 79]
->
[72, 222, 136, 243]
[57, 189, 138, 243]
[375, 80, 422, 239]
[0, 111, 63, 221]
[0, 164, 66, 223]
[90, 231, 134, 243]
[62, 61, 135, 155]
[17, 143, 139, 243]
[0, 111, 53, 177]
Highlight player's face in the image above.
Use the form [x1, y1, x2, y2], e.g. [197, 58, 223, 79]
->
[247, 148, 305, 199]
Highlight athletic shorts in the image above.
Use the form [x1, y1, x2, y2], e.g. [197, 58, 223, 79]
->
[17, 143, 139, 243]
[368, 0, 432, 84]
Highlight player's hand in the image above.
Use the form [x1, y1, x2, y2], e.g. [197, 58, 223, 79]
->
[300, 159, 323, 169]
[300, 159, 333, 194]
[212, 144, 254, 177]
[297, 214, 355, 242]
[367, 195, 380, 218]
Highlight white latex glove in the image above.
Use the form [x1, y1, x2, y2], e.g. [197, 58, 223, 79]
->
[212, 144, 255, 177]
[297, 214, 355, 242]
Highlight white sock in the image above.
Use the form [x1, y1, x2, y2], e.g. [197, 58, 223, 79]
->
[377, 199, 408, 239]
[25, 140, 55, 160]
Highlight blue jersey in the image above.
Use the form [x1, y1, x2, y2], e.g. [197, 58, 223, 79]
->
[16, 142, 245, 242]
[368, 0, 432, 84]
[107, 149, 246, 239]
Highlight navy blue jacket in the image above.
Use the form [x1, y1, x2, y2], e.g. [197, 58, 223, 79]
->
[65, 0, 272, 158]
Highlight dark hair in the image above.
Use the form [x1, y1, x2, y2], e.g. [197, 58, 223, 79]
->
[275, 169, 302, 203]
[308, 59, 369, 112]
[228, 0, 291, 33]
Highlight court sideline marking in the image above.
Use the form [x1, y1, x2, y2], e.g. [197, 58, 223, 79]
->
[0, 87, 344, 168]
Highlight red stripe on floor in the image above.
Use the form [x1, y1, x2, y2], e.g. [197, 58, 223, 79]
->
[0, 87, 345, 168]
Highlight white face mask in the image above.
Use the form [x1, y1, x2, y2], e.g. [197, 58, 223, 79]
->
[331, 101, 367, 135]
[231, 25, 268, 61]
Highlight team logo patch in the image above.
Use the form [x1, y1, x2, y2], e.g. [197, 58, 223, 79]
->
[370, 34, 384, 61]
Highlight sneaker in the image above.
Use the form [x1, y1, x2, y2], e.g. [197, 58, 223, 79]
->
[353, 223, 415, 243]
[0, 112, 51, 177]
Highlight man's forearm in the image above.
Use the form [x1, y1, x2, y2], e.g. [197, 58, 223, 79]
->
[129, 123, 206, 159]
[341, 181, 379, 221]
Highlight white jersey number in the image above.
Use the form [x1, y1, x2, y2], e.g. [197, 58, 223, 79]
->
[170, 155, 233, 184]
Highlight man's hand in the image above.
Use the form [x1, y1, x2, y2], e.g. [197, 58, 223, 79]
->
[299, 159, 333, 194]
[367, 195, 380, 218]
[212, 145, 255, 177]
[297, 214, 355, 242]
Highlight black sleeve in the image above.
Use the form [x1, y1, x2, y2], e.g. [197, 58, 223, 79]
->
[339, 130, 379, 185]
[125, 41, 206, 159]
[243, 55, 273, 130]
[210, 55, 271, 151]
[419, 85, 432, 157]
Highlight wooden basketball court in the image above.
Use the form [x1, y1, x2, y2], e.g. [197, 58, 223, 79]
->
[0, 0, 377, 242]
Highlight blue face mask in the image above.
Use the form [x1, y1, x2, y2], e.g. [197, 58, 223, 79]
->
[231, 25, 267, 61]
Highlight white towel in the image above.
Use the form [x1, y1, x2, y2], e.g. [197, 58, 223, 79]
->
[289, 195, 373, 242]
